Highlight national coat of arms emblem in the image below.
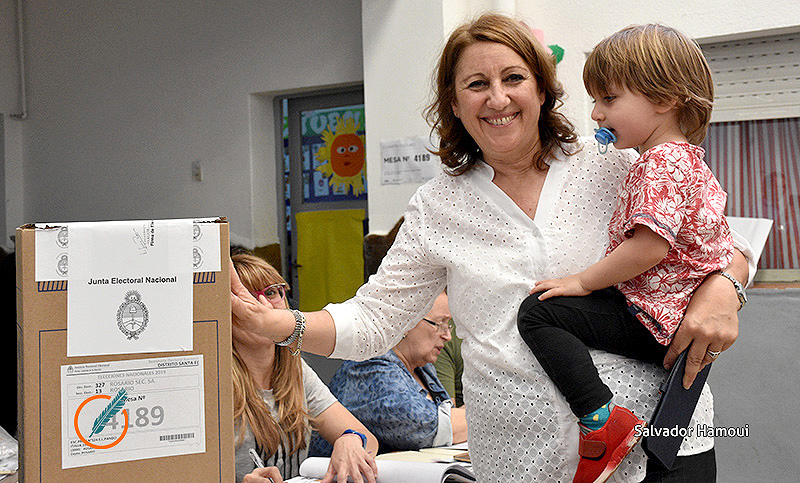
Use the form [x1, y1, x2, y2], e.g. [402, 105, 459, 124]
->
[117, 290, 149, 339]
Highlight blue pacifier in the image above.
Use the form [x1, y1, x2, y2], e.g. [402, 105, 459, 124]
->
[594, 127, 617, 154]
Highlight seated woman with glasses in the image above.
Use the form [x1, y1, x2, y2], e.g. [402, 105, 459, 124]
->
[309, 292, 467, 456]
[231, 253, 379, 483]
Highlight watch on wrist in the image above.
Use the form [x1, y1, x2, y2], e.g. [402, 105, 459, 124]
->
[342, 429, 367, 449]
[712, 270, 747, 310]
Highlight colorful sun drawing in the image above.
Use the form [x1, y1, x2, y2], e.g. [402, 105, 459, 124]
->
[315, 117, 366, 196]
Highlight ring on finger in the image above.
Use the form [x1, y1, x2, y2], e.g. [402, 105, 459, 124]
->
[706, 349, 721, 359]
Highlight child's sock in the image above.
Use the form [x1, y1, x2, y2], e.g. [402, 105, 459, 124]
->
[579, 400, 615, 433]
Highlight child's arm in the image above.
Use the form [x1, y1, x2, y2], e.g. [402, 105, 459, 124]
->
[533, 224, 670, 300]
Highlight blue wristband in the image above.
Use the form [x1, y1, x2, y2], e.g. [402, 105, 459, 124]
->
[342, 429, 367, 449]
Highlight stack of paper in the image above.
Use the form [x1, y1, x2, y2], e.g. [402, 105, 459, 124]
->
[288, 455, 475, 483]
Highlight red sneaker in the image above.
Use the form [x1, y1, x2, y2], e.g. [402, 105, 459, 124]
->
[572, 406, 645, 483]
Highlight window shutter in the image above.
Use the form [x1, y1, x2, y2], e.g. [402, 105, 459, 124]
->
[702, 32, 800, 122]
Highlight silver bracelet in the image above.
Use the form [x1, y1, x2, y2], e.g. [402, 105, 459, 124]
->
[275, 309, 305, 347]
[289, 316, 305, 357]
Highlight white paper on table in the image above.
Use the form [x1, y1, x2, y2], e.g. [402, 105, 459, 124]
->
[61, 355, 205, 469]
[66, 219, 193, 356]
[438, 441, 468, 450]
[299, 457, 474, 483]
[380, 136, 441, 185]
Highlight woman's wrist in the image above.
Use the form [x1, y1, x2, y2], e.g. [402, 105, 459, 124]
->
[275, 310, 305, 346]
[694, 272, 739, 313]
[340, 429, 368, 449]
[726, 248, 750, 286]
[699, 249, 750, 313]
[709, 270, 747, 310]
[266, 309, 297, 346]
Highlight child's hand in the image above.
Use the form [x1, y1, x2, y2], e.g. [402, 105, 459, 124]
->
[532, 274, 591, 300]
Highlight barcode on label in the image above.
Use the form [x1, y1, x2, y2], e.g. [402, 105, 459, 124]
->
[159, 432, 195, 442]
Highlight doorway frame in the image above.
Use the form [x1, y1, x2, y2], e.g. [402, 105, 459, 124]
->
[272, 85, 366, 295]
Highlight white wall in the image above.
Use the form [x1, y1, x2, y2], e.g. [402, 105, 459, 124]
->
[360, 0, 444, 233]
[0, 0, 363, 248]
[1, 0, 22, 249]
[361, 0, 800, 233]
[0, 0, 19, 114]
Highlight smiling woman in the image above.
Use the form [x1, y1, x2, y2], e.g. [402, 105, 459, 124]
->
[451, 42, 546, 166]
[424, 13, 578, 175]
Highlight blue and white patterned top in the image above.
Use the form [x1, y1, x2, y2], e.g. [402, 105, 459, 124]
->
[310, 349, 452, 455]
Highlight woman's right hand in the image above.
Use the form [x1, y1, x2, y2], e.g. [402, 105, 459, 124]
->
[242, 465, 284, 483]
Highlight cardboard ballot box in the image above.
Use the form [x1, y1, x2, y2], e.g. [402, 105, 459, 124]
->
[16, 218, 234, 482]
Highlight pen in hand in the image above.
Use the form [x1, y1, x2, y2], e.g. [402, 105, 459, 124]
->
[248, 448, 275, 483]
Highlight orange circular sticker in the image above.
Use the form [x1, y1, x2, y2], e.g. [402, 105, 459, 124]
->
[73, 394, 129, 449]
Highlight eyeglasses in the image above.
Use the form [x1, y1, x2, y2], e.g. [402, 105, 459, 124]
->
[251, 283, 287, 302]
[423, 318, 453, 335]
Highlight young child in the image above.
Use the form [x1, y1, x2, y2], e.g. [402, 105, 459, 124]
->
[516, 24, 735, 483]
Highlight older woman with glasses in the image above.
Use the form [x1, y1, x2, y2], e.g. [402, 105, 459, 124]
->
[310, 292, 467, 455]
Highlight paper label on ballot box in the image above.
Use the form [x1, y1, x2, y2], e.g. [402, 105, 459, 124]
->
[66, 219, 194, 356]
[32, 218, 224, 356]
[61, 355, 206, 469]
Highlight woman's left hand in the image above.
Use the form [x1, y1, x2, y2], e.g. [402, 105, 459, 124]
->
[320, 433, 378, 483]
